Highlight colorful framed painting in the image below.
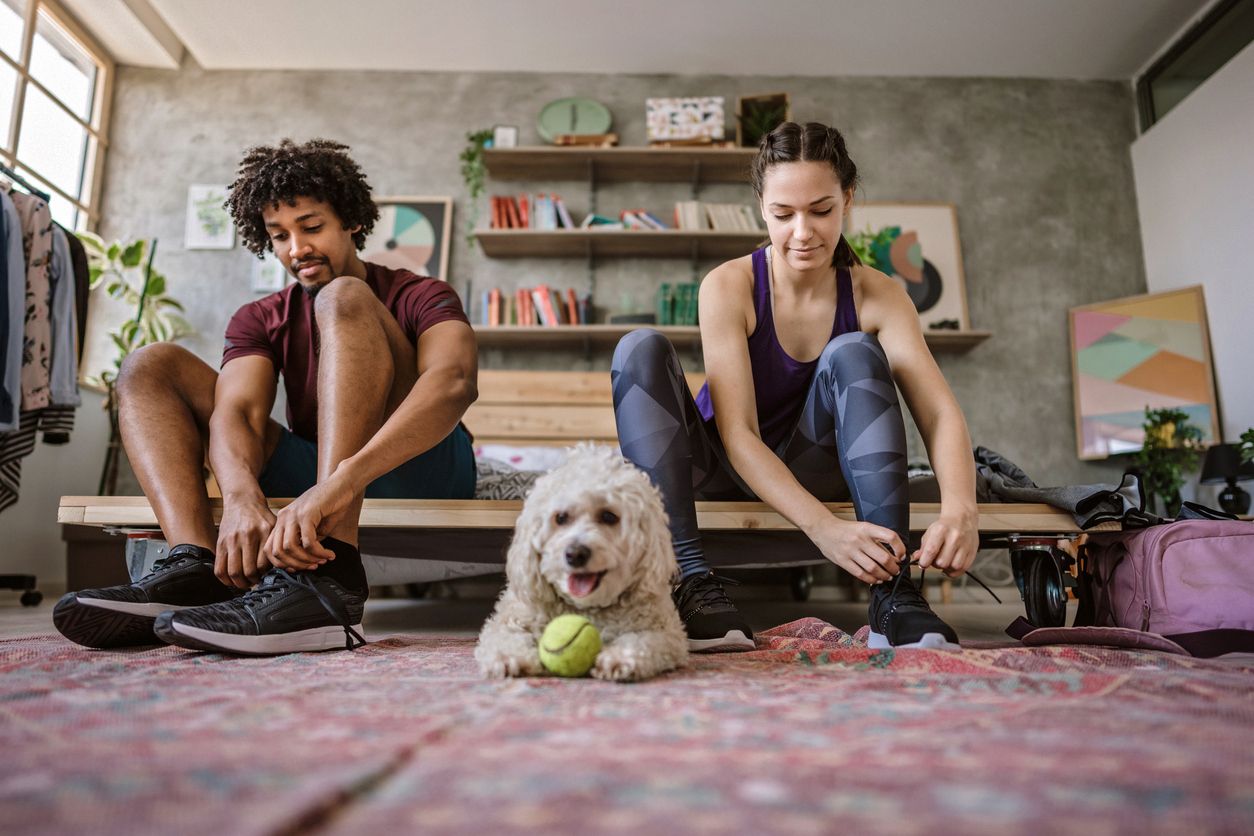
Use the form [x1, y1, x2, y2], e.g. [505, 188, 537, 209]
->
[1069, 285, 1220, 460]
[645, 97, 725, 142]
[845, 202, 971, 331]
[359, 196, 452, 280]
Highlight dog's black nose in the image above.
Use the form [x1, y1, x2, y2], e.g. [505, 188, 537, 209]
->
[565, 544, 591, 568]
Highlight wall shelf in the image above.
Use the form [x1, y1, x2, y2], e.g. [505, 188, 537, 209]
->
[475, 229, 763, 259]
[474, 325, 991, 352]
[475, 325, 700, 348]
[482, 146, 756, 183]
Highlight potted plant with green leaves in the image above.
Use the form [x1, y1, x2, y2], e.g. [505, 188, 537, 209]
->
[1133, 406, 1205, 517]
[459, 128, 494, 247]
[78, 234, 194, 494]
[1241, 427, 1254, 465]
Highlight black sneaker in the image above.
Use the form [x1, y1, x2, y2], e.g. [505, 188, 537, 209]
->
[672, 571, 755, 652]
[153, 567, 367, 656]
[53, 544, 235, 649]
[867, 565, 960, 650]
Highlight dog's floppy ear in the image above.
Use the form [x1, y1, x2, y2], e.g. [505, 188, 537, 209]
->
[637, 477, 676, 596]
[505, 477, 559, 608]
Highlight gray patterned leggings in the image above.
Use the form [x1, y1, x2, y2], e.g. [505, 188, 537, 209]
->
[611, 329, 909, 578]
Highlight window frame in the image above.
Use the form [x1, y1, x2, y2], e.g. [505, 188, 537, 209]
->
[0, 0, 113, 230]
[1136, 0, 1253, 132]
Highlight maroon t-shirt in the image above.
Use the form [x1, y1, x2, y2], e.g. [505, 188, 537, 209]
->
[222, 262, 468, 441]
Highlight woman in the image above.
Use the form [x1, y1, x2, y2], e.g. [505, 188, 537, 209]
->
[611, 121, 978, 652]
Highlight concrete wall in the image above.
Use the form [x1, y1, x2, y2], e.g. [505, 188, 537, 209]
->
[1, 61, 1151, 587]
[1131, 39, 1254, 443]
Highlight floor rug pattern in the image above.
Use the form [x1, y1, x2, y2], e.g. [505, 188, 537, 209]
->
[3, 618, 1253, 834]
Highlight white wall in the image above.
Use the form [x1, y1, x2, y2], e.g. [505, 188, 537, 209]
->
[0, 390, 111, 592]
[1131, 40, 1254, 442]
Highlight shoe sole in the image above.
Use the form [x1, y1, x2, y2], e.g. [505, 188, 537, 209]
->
[867, 630, 962, 651]
[687, 630, 756, 653]
[156, 620, 367, 656]
[52, 593, 190, 649]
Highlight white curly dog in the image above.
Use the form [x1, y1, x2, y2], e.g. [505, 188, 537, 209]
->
[475, 444, 688, 682]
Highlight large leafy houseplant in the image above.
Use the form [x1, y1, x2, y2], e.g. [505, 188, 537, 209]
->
[1133, 406, 1204, 516]
[77, 234, 194, 493]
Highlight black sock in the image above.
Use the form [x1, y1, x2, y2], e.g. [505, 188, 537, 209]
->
[169, 543, 215, 564]
[312, 537, 369, 595]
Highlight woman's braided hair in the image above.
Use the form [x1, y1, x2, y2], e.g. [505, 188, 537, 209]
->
[748, 122, 862, 268]
[225, 138, 379, 257]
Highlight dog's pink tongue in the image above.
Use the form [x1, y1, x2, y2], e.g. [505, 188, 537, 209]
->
[567, 573, 599, 598]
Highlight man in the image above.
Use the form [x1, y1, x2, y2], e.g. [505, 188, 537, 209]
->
[54, 138, 477, 655]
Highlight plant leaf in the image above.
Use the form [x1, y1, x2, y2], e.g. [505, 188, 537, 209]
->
[121, 240, 145, 267]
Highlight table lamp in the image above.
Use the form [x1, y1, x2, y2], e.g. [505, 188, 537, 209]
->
[1200, 443, 1254, 515]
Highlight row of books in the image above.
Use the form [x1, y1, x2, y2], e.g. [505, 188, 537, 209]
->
[490, 193, 574, 230]
[480, 286, 593, 327]
[674, 201, 762, 232]
[488, 194, 761, 234]
[657, 282, 699, 326]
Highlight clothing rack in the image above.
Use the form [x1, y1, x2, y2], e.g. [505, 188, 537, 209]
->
[1, 161, 52, 606]
[0, 161, 51, 203]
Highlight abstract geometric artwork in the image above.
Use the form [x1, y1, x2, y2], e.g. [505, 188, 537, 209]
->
[1069, 286, 1220, 459]
[360, 196, 452, 280]
[846, 203, 970, 331]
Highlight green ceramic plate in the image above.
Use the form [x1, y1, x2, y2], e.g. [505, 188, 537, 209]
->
[536, 97, 613, 143]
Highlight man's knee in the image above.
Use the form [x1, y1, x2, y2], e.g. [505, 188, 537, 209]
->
[612, 328, 673, 374]
[313, 276, 378, 326]
[116, 342, 198, 395]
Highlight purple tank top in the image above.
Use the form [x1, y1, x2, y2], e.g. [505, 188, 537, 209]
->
[696, 247, 860, 451]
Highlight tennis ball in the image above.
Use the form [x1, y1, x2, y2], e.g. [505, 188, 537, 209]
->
[539, 614, 602, 677]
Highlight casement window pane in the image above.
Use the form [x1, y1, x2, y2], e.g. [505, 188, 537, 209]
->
[0, 0, 25, 63]
[30, 8, 95, 123]
[17, 83, 87, 199]
[0, 60, 15, 146]
[16, 164, 74, 228]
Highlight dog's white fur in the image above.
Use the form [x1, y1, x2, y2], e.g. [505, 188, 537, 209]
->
[475, 444, 688, 682]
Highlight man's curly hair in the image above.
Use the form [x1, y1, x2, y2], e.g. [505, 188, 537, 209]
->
[225, 138, 379, 257]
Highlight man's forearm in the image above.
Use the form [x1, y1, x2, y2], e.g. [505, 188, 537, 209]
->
[208, 409, 269, 503]
[335, 369, 475, 492]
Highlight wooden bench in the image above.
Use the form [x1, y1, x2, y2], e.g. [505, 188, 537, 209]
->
[60, 369, 1104, 625]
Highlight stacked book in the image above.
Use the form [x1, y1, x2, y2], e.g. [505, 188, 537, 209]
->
[657, 282, 700, 326]
[481, 286, 592, 327]
[674, 201, 762, 232]
[490, 194, 575, 229]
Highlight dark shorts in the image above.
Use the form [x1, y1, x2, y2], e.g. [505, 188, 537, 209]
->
[257, 424, 476, 499]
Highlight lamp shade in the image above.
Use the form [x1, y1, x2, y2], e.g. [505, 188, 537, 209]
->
[1200, 443, 1254, 484]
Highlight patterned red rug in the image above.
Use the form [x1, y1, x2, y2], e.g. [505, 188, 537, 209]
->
[3, 618, 1253, 835]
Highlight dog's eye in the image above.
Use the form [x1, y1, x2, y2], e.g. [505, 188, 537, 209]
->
[554, 511, 569, 526]
[598, 509, 619, 526]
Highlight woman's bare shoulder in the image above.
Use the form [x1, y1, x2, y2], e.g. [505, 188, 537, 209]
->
[850, 263, 912, 328]
[704, 254, 755, 289]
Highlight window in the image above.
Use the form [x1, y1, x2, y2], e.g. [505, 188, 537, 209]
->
[0, 0, 111, 230]
[1138, 0, 1254, 131]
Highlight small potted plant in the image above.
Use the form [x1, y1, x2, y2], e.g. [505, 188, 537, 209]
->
[459, 128, 494, 247]
[78, 233, 194, 494]
[1133, 406, 1204, 516]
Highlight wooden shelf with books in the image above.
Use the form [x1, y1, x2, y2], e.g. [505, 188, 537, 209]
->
[482, 147, 756, 183]
[473, 325, 990, 353]
[475, 229, 764, 259]
[474, 324, 701, 348]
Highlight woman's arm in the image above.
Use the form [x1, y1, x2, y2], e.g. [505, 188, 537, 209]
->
[700, 263, 902, 583]
[863, 269, 978, 575]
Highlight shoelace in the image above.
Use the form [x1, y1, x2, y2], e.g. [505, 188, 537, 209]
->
[239, 569, 367, 651]
[140, 551, 201, 582]
[673, 572, 741, 616]
[867, 552, 1002, 605]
